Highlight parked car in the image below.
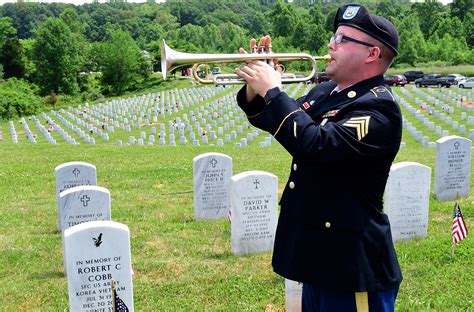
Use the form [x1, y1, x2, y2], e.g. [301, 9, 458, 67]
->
[446, 74, 466, 85]
[312, 72, 330, 84]
[403, 70, 424, 83]
[458, 77, 474, 88]
[212, 67, 221, 75]
[414, 74, 456, 88]
[384, 74, 408, 86]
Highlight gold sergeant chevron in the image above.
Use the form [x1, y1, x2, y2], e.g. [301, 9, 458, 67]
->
[343, 116, 371, 140]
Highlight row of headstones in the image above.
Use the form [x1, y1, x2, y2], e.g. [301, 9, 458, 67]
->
[55, 162, 133, 311]
[398, 86, 474, 125]
[411, 84, 474, 106]
[401, 85, 474, 115]
[396, 94, 474, 144]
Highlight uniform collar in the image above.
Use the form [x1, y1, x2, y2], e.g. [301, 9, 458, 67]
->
[331, 75, 385, 100]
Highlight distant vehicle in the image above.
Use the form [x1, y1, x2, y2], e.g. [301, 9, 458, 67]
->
[212, 67, 221, 75]
[458, 77, 474, 88]
[312, 72, 331, 84]
[446, 74, 466, 85]
[384, 74, 407, 86]
[403, 70, 424, 83]
[415, 74, 456, 88]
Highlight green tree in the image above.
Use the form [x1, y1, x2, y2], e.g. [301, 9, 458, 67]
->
[450, 0, 473, 21]
[96, 28, 147, 94]
[32, 18, 84, 95]
[395, 15, 426, 66]
[0, 37, 25, 79]
[410, 1, 445, 39]
[0, 17, 16, 47]
[269, 1, 298, 38]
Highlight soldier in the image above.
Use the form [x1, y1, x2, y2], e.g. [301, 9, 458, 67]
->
[235, 3, 402, 311]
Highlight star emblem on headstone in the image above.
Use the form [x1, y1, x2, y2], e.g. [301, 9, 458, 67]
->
[210, 158, 218, 168]
[253, 179, 260, 189]
[454, 141, 460, 150]
[80, 195, 91, 207]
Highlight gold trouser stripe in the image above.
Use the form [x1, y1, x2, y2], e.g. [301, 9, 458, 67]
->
[355, 292, 369, 312]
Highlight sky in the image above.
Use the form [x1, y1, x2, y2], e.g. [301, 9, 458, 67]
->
[0, 0, 454, 5]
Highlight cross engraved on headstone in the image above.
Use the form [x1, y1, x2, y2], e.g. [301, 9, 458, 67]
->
[454, 141, 460, 150]
[72, 168, 80, 178]
[80, 195, 91, 207]
[253, 179, 260, 189]
[210, 158, 218, 168]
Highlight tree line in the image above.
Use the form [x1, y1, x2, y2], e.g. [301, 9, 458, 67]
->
[0, 0, 472, 119]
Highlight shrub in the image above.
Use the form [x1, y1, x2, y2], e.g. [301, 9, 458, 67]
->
[0, 78, 41, 119]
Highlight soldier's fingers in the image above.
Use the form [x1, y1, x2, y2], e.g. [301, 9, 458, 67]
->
[257, 37, 266, 53]
[250, 38, 257, 54]
[264, 35, 272, 53]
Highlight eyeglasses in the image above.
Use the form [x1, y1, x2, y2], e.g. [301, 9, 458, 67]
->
[330, 34, 374, 48]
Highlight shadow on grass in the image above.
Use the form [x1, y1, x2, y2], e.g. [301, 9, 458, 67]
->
[205, 250, 233, 260]
[30, 271, 64, 280]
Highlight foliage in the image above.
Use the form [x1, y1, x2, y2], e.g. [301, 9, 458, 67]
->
[32, 17, 85, 95]
[0, 16, 16, 47]
[95, 27, 149, 95]
[0, 78, 40, 119]
[0, 37, 25, 79]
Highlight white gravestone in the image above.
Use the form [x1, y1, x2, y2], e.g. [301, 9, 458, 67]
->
[64, 221, 133, 312]
[285, 279, 303, 312]
[230, 171, 278, 256]
[434, 135, 472, 201]
[384, 162, 431, 241]
[193, 153, 232, 220]
[59, 186, 111, 231]
[56, 162, 97, 230]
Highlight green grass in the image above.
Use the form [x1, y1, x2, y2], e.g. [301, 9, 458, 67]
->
[0, 85, 473, 311]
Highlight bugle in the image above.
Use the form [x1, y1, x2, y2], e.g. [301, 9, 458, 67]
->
[161, 40, 332, 85]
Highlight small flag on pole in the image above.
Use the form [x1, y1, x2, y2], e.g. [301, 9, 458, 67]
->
[452, 202, 468, 245]
[112, 279, 129, 312]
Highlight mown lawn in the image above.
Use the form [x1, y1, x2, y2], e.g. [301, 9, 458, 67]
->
[0, 84, 472, 311]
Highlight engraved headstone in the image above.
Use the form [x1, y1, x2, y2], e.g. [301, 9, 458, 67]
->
[193, 153, 232, 220]
[64, 221, 133, 311]
[230, 171, 278, 256]
[434, 135, 472, 201]
[384, 162, 431, 241]
[59, 186, 111, 231]
[56, 162, 97, 230]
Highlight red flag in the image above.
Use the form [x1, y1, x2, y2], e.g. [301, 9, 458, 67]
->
[452, 202, 468, 244]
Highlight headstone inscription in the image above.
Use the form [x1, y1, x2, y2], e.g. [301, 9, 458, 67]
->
[56, 162, 97, 230]
[193, 153, 232, 220]
[64, 221, 133, 311]
[230, 171, 278, 256]
[384, 162, 431, 241]
[434, 135, 472, 201]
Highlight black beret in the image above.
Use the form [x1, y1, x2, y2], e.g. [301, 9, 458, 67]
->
[334, 4, 399, 56]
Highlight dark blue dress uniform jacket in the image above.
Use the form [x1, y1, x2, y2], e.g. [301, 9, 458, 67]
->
[237, 75, 403, 292]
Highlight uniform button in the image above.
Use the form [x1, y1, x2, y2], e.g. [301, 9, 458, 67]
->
[325, 222, 331, 228]
[289, 181, 295, 189]
[293, 163, 297, 171]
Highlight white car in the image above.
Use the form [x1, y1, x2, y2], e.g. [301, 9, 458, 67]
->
[458, 77, 474, 88]
[447, 74, 465, 85]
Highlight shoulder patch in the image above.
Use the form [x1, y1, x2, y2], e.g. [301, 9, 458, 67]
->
[343, 116, 371, 140]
